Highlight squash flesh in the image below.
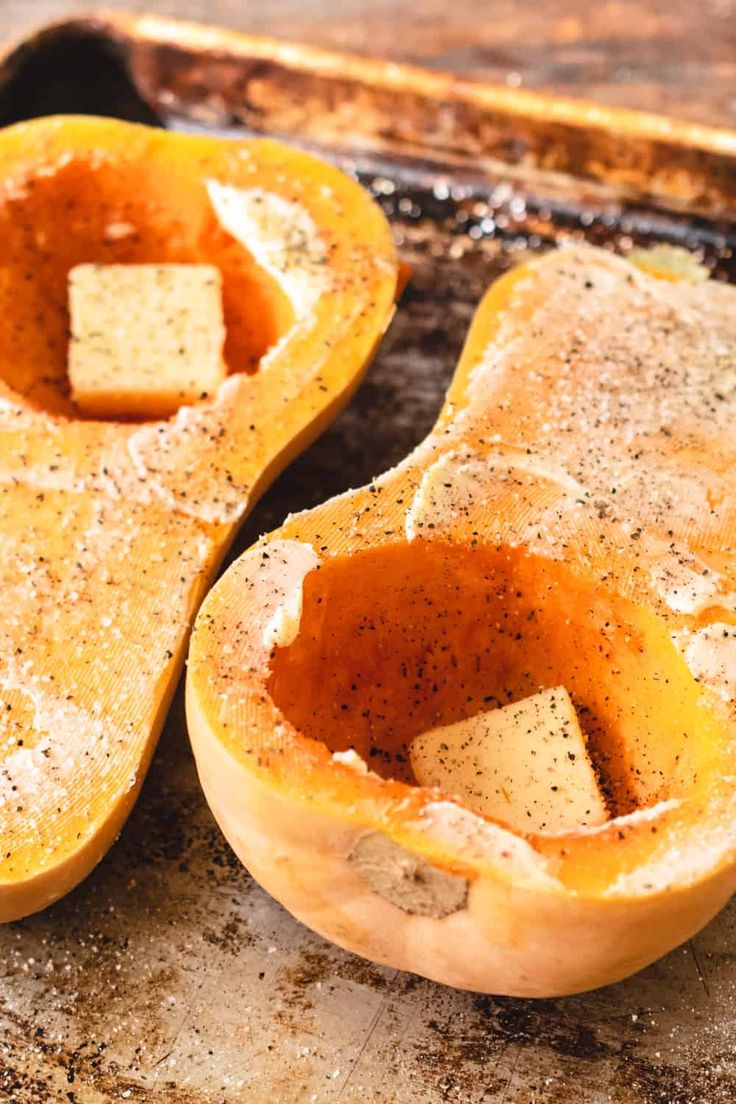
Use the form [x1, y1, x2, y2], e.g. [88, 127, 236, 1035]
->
[0, 116, 398, 920]
[188, 245, 736, 995]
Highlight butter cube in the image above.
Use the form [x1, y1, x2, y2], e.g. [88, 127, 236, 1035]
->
[410, 686, 608, 834]
[69, 264, 226, 418]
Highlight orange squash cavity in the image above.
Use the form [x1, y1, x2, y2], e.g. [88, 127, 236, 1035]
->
[0, 115, 398, 921]
[187, 245, 736, 996]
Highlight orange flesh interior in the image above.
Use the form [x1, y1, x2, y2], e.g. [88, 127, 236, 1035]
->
[0, 157, 294, 418]
[269, 540, 722, 820]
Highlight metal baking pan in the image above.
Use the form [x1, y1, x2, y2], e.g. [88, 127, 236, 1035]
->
[0, 14, 734, 1103]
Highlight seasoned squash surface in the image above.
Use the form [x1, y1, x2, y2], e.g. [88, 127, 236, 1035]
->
[188, 246, 736, 995]
[0, 115, 398, 921]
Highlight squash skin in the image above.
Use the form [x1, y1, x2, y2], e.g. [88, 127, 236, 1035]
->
[0, 115, 398, 922]
[188, 685, 734, 995]
[187, 245, 736, 995]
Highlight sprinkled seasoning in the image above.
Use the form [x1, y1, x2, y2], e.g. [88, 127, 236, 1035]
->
[411, 245, 736, 621]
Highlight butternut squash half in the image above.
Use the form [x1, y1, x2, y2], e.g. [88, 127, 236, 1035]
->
[0, 116, 398, 922]
[188, 245, 736, 996]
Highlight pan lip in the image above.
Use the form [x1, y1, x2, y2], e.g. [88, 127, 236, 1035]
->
[1, 11, 736, 222]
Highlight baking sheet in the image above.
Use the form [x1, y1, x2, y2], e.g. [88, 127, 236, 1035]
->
[0, 15, 735, 1103]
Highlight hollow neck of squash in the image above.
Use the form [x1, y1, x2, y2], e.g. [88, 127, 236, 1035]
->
[267, 540, 725, 836]
[0, 153, 294, 421]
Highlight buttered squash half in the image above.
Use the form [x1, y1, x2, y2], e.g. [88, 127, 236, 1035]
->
[0, 116, 398, 921]
[188, 245, 735, 996]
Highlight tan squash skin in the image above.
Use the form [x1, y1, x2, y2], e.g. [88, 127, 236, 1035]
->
[0, 116, 398, 922]
[188, 245, 736, 996]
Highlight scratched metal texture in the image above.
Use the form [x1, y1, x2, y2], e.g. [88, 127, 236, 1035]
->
[0, 18, 735, 1104]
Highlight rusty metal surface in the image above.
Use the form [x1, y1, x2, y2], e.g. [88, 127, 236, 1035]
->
[1, 15, 736, 1103]
[4, 0, 736, 131]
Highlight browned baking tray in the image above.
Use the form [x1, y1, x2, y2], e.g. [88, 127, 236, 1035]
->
[0, 14, 735, 1104]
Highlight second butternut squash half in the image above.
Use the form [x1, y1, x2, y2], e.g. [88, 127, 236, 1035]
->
[188, 245, 736, 996]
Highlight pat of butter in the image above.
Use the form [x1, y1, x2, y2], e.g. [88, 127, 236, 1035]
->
[410, 686, 608, 834]
[68, 264, 226, 418]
